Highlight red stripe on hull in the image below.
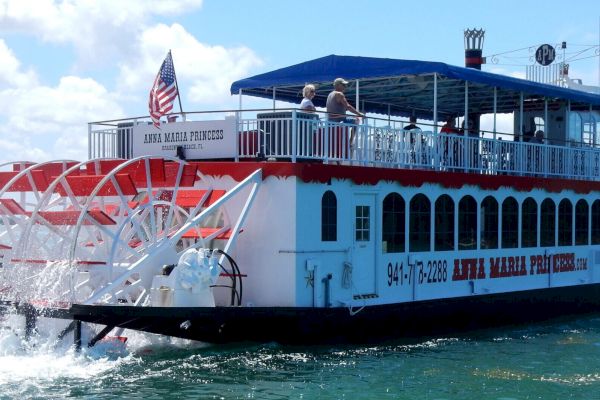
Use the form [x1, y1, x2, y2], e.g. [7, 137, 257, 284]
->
[190, 161, 600, 194]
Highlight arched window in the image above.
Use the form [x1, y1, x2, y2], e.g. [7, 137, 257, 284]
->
[382, 193, 405, 253]
[558, 199, 573, 246]
[458, 195, 477, 250]
[575, 199, 589, 245]
[321, 191, 337, 241]
[435, 195, 454, 251]
[410, 194, 430, 252]
[540, 199, 556, 247]
[521, 197, 537, 248]
[502, 197, 518, 248]
[592, 200, 600, 245]
[480, 196, 498, 249]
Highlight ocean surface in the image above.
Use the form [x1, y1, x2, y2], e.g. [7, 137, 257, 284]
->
[1, 313, 600, 399]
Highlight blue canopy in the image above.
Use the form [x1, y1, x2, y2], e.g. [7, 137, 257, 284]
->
[231, 55, 600, 119]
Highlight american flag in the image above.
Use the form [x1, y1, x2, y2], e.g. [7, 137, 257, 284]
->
[149, 51, 179, 127]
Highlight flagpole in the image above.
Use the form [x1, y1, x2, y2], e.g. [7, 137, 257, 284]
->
[170, 49, 185, 121]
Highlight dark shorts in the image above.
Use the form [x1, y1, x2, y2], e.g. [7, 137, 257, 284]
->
[330, 117, 357, 124]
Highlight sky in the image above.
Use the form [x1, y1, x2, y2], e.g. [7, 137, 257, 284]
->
[0, 0, 599, 164]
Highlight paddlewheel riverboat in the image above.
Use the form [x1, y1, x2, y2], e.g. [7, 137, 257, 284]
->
[1, 53, 600, 345]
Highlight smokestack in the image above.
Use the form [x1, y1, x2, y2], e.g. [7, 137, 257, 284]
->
[464, 28, 485, 69]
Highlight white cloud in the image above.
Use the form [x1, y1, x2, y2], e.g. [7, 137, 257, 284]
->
[0, 137, 50, 164]
[480, 113, 515, 139]
[0, 1, 265, 162]
[0, 0, 204, 67]
[118, 23, 263, 110]
[0, 75, 124, 164]
[0, 39, 37, 88]
[1, 1, 264, 110]
[487, 66, 526, 80]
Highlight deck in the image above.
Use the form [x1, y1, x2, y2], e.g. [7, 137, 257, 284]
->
[88, 110, 600, 181]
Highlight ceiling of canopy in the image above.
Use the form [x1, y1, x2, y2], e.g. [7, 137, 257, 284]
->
[231, 55, 600, 120]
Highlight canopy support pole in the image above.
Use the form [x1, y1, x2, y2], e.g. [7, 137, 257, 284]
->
[591, 104, 596, 147]
[464, 81, 469, 132]
[493, 87, 497, 139]
[464, 81, 469, 172]
[355, 80, 360, 112]
[433, 74, 438, 133]
[544, 98, 549, 137]
[272, 87, 276, 110]
[519, 92, 524, 141]
[566, 100, 571, 145]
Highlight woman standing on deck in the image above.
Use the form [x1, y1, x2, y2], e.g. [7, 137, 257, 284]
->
[300, 84, 316, 112]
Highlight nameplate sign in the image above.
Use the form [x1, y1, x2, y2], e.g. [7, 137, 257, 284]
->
[132, 118, 237, 159]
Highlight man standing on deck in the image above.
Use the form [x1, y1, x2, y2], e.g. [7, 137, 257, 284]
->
[326, 78, 364, 157]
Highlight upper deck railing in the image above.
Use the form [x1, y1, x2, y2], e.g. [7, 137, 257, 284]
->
[88, 109, 600, 181]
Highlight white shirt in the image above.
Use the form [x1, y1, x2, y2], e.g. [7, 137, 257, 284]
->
[300, 98, 315, 111]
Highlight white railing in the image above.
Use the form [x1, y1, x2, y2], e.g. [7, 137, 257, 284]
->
[88, 124, 134, 159]
[89, 110, 600, 181]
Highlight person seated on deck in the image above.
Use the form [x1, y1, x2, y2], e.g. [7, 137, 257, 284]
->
[441, 115, 458, 134]
[531, 130, 544, 144]
[523, 118, 536, 142]
[461, 119, 479, 169]
[529, 130, 545, 175]
[404, 115, 420, 132]
[523, 128, 534, 143]
[300, 84, 317, 112]
[326, 78, 365, 158]
[404, 116, 422, 164]
[440, 115, 459, 168]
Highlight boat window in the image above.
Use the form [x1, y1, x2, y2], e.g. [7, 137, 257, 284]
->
[409, 194, 430, 252]
[575, 199, 589, 245]
[521, 197, 537, 248]
[534, 116, 545, 133]
[382, 193, 405, 253]
[577, 111, 599, 147]
[480, 196, 498, 249]
[568, 112, 583, 146]
[501, 197, 518, 248]
[355, 206, 370, 241]
[321, 190, 337, 241]
[435, 195, 454, 251]
[458, 195, 477, 250]
[540, 199, 556, 247]
[558, 199, 573, 246]
[592, 200, 600, 245]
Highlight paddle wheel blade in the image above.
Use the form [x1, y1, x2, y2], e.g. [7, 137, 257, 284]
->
[1, 156, 261, 311]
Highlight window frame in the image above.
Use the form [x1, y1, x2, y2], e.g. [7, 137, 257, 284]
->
[501, 197, 518, 248]
[321, 190, 337, 242]
[382, 192, 405, 253]
[409, 194, 431, 252]
[435, 194, 454, 251]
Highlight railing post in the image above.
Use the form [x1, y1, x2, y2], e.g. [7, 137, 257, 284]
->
[291, 110, 297, 163]
[324, 121, 330, 164]
[362, 119, 368, 166]
[88, 123, 92, 160]
[235, 111, 240, 162]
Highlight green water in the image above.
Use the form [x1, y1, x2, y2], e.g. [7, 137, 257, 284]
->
[2, 316, 600, 399]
